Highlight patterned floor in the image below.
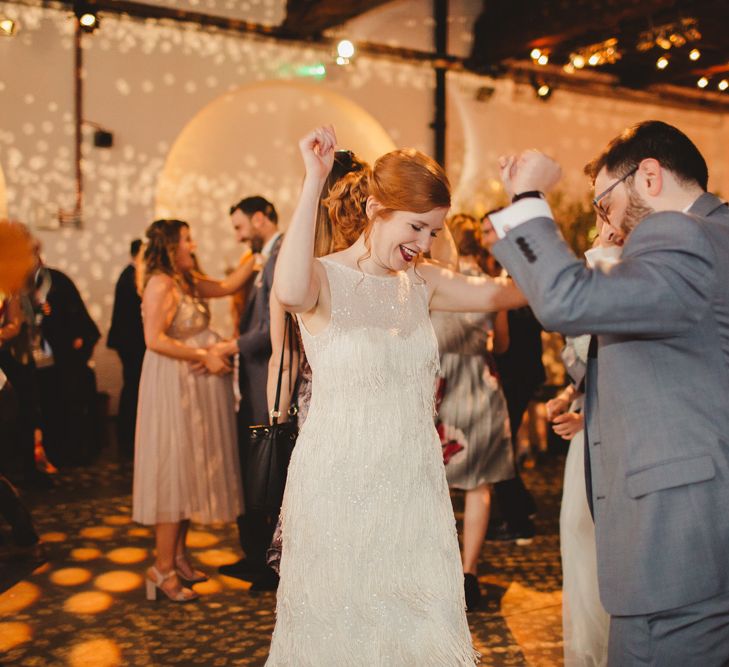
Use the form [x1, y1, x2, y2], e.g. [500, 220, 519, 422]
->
[0, 453, 566, 666]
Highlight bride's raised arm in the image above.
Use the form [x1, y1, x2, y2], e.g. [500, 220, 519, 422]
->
[273, 126, 336, 314]
[420, 261, 527, 313]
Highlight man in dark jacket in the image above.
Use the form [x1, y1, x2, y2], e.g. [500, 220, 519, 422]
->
[32, 247, 101, 467]
[107, 239, 145, 459]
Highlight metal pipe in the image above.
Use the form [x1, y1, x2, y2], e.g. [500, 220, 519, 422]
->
[433, 0, 447, 166]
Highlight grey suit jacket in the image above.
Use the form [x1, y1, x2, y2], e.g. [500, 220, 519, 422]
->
[493, 193, 729, 616]
[237, 234, 282, 427]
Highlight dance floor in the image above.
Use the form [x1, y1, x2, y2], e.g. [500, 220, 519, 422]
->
[0, 451, 565, 666]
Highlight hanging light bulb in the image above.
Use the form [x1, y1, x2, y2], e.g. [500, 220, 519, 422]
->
[656, 56, 669, 70]
[572, 54, 586, 69]
[689, 49, 701, 61]
[537, 54, 549, 66]
[697, 77, 709, 89]
[530, 48, 541, 60]
[718, 80, 728, 91]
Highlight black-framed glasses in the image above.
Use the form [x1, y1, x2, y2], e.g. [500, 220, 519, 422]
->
[592, 165, 638, 224]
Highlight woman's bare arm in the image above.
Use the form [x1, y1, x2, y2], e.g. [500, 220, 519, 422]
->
[273, 126, 336, 314]
[266, 292, 300, 422]
[194, 251, 257, 299]
[420, 262, 527, 313]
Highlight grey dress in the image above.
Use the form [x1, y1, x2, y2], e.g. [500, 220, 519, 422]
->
[431, 262, 514, 490]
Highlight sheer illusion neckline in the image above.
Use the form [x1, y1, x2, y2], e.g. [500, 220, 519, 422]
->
[320, 257, 406, 281]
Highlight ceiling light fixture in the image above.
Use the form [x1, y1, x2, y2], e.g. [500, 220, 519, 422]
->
[0, 18, 16, 36]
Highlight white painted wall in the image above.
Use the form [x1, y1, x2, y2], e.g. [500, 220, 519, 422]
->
[1, 1, 727, 411]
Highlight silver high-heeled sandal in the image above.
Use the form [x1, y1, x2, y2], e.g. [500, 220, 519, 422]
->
[145, 565, 199, 602]
[174, 554, 209, 584]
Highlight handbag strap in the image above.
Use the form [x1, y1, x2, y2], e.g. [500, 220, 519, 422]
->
[271, 313, 296, 425]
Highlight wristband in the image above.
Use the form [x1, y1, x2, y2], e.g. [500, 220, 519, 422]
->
[512, 190, 545, 203]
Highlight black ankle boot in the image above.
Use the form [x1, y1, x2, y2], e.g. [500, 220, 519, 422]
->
[464, 573, 481, 611]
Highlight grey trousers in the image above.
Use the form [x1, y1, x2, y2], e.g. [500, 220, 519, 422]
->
[608, 590, 729, 666]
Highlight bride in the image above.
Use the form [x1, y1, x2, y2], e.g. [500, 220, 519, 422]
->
[266, 126, 525, 665]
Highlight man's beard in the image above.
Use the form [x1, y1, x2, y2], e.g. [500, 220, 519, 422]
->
[620, 184, 654, 237]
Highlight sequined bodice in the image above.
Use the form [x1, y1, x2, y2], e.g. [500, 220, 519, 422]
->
[167, 290, 210, 340]
[299, 258, 439, 416]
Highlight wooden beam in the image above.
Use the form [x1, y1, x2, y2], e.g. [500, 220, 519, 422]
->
[281, 0, 394, 37]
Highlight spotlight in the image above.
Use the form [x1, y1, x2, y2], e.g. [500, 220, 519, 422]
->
[697, 77, 709, 89]
[656, 56, 669, 70]
[74, 1, 99, 33]
[0, 18, 16, 36]
[537, 54, 549, 66]
[79, 12, 98, 32]
[719, 80, 728, 91]
[689, 48, 701, 61]
[532, 79, 553, 101]
[337, 39, 355, 59]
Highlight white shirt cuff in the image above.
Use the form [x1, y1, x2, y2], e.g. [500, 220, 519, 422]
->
[489, 198, 554, 239]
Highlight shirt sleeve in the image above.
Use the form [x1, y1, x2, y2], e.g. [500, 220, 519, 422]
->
[489, 198, 554, 238]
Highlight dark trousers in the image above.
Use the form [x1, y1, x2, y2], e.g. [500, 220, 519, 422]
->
[236, 413, 278, 565]
[0, 383, 39, 547]
[0, 474, 38, 547]
[116, 349, 144, 458]
[608, 590, 729, 666]
[37, 363, 100, 466]
[0, 351, 39, 479]
[492, 382, 538, 528]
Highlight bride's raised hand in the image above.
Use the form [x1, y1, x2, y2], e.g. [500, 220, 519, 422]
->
[299, 125, 337, 182]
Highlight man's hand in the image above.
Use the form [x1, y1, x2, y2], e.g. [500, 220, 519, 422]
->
[552, 412, 584, 440]
[500, 150, 562, 198]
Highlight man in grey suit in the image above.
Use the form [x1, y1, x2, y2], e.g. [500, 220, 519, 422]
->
[217, 196, 283, 590]
[485, 121, 729, 665]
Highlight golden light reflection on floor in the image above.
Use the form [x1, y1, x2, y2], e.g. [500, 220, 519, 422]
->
[191, 577, 222, 595]
[39, 531, 67, 542]
[71, 548, 103, 561]
[0, 621, 32, 652]
[185, 530, 220, 548]
[219, 574, 252, 591]
[67, 638, 122, 667]
[33, 562, 51, 575]
[0, 581, 41, 615]
[127, 527, 151, 537]
[79, 526, 116, 540]
[103, 515, 132, 526]
[501, 581, 563, 666]
[63, 591, 113, 614]
[94, 571, 143, 593]
[106, 547, 147, 564]
[195, 548, 239, 567]
[49, 568, 92, 586]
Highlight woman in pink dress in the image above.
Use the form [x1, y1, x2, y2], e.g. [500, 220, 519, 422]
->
[133, 219, 255, 603]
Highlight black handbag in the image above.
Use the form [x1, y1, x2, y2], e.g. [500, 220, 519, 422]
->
[245, 314, 298, 514]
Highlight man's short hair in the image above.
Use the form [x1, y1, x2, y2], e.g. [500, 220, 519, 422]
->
[229, 196, 278, 225]
[584, 120, 708, 191]
[130, 238, 143, 258]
